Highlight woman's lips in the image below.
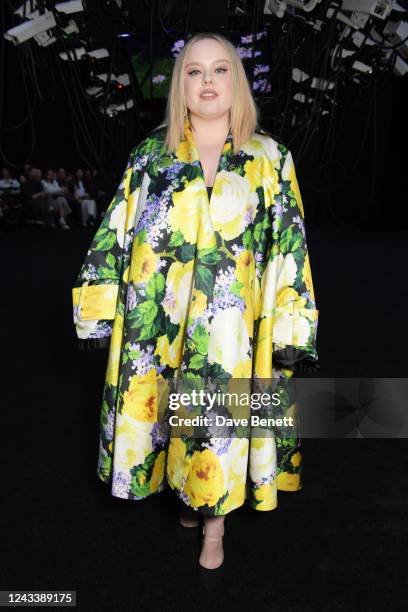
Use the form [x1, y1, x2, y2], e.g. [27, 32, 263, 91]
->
[200, 90, 218, 100]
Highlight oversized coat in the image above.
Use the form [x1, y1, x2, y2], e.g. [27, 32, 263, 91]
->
[72, 118, 319, 515]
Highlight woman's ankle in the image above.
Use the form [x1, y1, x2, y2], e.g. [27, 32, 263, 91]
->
[203, 516, 225, 537]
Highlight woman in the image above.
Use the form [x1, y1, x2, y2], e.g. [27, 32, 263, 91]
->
[41, 169, 71, 229]
[72, 33, 319, 571]
[72, 168, 98, 227]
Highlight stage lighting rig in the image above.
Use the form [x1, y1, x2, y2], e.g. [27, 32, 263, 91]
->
[341, 0, 394, 20]
[14, 0, 84, 17]
[4, 0, 85, 46]
[382, 19, 408, 57]
[4, 11, 57, 45]
[59, 47, 110, 60]
[264, 0, 323, 17]
[85, 73, 131, 97]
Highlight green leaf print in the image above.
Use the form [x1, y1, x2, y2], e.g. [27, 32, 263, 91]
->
[128, 300, 158, 327]
[168, 230, 185, 247]
[290, 232, 304, 252]
[195, 265, 214, 296]
[154, 273, 166, 302]
[130, 451, 157, 496]
[129, 171, 140, 193]
[254, 222, 264, 244]
[99, 455, 112, 481]
[179, 244, 196, 263]
[106, 252, 116, 268]
[230, 280, 244, 298]
[279, 226, 293, 254]
[242, 229, 253, 249]
[135, 228, 147, 245]
[100, 400, 109, 427]
[183, 165, 202, 182]
[164, 314, 179, 344]
[188, 354, 206, 369]
[191, 323, 209, 355]
[94, 229, 117, 251]
[136, 318, 161, 341]
[145, 274, 157, 300]
[197, 247, 221, 265]
[97, 265, 117, 280]
[208, 362, 230, 380]
[214, 490, 230, 514]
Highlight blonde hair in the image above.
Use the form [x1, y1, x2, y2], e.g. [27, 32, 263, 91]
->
[163, 32, 259, 154]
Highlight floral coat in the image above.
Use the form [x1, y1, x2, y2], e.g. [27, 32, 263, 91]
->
[72, 118, 319, 515]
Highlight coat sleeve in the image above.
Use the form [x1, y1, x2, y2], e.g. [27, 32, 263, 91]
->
[72, 143, 148, 349]
[259, 144, 319, 374]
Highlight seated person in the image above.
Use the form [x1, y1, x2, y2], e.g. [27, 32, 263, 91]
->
[0, 167, 22, 226]
[57, 167, 81, 227]
[21, 167, 53, 227]
[70, 168, 97, 227]
[41, 169, 71, 229]
[86, 169, 108, 218]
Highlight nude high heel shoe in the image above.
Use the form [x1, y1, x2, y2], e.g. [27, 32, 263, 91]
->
[199, 524, 224, 569]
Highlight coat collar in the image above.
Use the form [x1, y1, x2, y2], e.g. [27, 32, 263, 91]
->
[176, 117, 234, 176]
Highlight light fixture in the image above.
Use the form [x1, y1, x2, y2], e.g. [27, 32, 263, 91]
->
[4, 11, 57, 45]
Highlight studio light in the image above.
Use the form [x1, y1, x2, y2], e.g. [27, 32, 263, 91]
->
[341, 0, 394, 20]
[54, 0, 85, 14]
[4, 12, 57, 45]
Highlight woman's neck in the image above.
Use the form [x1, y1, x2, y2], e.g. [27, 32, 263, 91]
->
[189, 113, 230, 146]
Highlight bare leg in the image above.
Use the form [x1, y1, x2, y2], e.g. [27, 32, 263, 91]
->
[179, 501, 200, 527]
[199, 515, 225, 569]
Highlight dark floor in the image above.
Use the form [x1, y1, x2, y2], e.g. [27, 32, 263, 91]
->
[2, 223, 408, 611]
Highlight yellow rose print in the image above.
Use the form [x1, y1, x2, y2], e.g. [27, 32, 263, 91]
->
[188, 288, 207, 320]
[253, 482, 278, 511]
[167, 438, 188, 490]
[169, 177, 216, 249]
[154, 328, 183, 369]
[184, 449, 225, 508]
[163, 259, 195, 325]
[276, 471, 301, 491]
[290, 451, 302, 467]
[150, 450, 166, 492]
[129, 241, 157, 284]
[122, 368, 159, 422]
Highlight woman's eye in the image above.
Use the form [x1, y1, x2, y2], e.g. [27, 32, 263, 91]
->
[188, 69, 200, 76]
[215, 66, 228, 73]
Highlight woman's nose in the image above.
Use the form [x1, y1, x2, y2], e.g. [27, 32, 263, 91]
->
[203, 73, 213, 84]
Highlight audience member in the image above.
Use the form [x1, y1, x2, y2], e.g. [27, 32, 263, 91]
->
[0, 162, 117, 231]
[0, 167, 20, 194]
[71, 168, 97, 227]
[0, 167, 22, 226]
[85, 169, 108, 218]
[21, 167, 54, 227]
[56, 167, 81, 227]
[41, 169, 71, 229]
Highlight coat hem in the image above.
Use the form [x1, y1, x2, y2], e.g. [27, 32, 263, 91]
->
[97, 471, 301, 510]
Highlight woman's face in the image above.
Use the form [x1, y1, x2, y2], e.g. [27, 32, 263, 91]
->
[183, 38, 232, 122]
